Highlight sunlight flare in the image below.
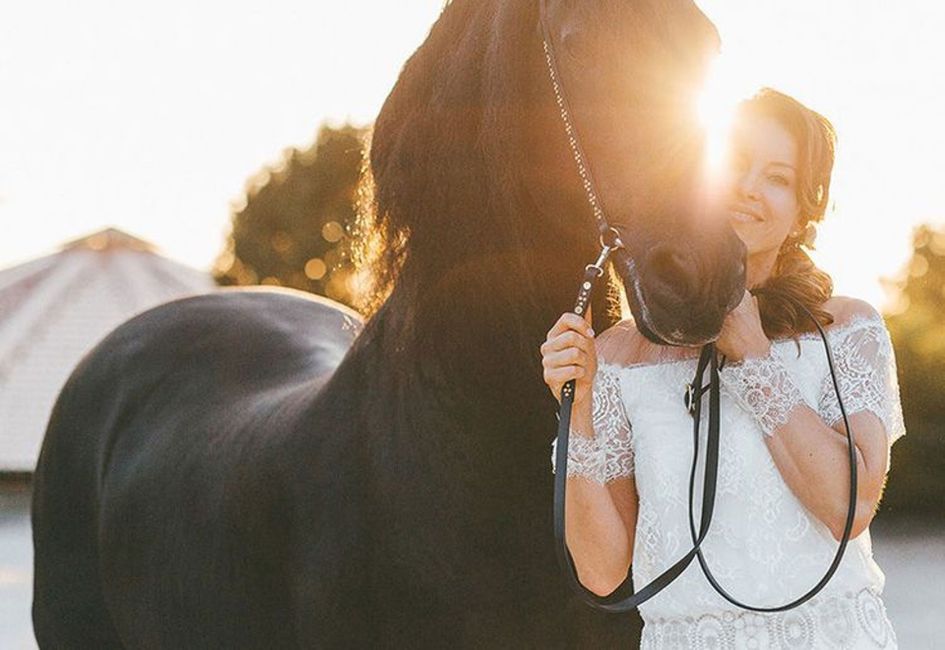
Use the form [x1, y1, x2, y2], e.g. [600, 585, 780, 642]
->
[697, 53, 751, 171]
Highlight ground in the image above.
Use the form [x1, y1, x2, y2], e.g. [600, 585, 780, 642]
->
[2, 483, 942, 648]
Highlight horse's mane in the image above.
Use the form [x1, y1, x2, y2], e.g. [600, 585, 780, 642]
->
[351, 0, 622, 379]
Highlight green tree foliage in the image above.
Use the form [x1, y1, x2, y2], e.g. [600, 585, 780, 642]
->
[882, 223, 945, 516]
[213, 123, 369, 311]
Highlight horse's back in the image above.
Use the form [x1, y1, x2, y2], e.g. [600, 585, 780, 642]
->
[32, 288, 361, 648]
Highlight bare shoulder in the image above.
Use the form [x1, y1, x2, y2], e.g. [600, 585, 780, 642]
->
[822, 295, 883, 329]
[594, 319, 651, 366]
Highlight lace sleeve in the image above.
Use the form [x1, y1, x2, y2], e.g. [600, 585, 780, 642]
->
[550, 363, 634, 484]
[719, 346, 806, 437]
[817, 315, 906, 446]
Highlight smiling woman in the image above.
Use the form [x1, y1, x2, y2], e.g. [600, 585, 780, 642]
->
[544, 86, 904, 649]
[722, 88, 837, 340]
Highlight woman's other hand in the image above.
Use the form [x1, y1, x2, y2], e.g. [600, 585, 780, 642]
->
[541, 305, 596, 412]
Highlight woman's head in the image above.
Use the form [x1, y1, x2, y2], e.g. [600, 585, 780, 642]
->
[721, 87, 837, 339]
[724, 87, 836, 258]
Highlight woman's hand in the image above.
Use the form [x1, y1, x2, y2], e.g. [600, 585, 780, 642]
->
[715, 290, 771, 362]
[541, 305, 596, 412]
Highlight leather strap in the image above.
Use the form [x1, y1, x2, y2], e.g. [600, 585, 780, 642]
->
[537, 0, 618, 245]
[553, 264, 722, 612]
[684, 291, 858, 612]
[553, 273, 857, 612]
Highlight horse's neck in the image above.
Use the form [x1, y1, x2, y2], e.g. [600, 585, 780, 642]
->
[355, 282, 547, 416]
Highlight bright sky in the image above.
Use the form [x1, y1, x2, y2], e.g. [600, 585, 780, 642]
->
[2, 1, 943, 312]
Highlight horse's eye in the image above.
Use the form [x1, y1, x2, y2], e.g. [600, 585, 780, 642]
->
[561, 30, 591, 62]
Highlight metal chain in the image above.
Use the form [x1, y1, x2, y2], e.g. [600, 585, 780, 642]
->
[540, 41, 608, 231]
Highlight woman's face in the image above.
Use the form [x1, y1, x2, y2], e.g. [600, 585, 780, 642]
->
[722, 114, 803, 256]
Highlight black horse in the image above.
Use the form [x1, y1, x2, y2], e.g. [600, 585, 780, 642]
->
[32, 1, 745, 647]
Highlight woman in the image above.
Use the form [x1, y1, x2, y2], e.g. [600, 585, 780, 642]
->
[541, 88, 904, 648]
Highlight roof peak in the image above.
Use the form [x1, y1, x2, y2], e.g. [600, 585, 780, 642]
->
[60, 227, 158, 254]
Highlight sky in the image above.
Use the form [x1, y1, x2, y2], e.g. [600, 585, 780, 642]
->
[2, 0, 943, 312]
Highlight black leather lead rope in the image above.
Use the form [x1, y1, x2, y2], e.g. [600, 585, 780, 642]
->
[554, 269, 857, 613]
[684, 290, 858, 612]
[553, 252, 722, 612]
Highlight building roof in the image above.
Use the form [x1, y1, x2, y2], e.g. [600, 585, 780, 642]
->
[0, 227, 217, 472]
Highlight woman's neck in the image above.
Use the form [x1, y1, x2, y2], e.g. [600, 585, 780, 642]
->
[746, 248, 780, 289]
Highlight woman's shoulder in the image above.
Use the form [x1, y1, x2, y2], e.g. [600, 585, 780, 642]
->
[594, 318, 671, 368]
[821, 295, 885, 333]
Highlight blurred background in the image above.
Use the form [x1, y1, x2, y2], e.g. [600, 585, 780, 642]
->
[1, 0, 943, 647]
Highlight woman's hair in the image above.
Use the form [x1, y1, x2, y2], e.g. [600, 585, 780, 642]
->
[738, 87, 838, 340]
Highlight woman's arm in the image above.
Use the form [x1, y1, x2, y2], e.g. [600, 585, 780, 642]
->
[542, 310, 638, 596]
[721, 342, 890, 540]
[762, 402, 888, 541]
[562, 402, 638, 596]
[715, 294, 900, 541]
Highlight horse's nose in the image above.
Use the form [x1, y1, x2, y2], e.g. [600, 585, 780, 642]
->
[643, 244, 697, 302]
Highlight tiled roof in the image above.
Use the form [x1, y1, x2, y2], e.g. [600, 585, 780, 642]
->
[0, 227, 217, 471]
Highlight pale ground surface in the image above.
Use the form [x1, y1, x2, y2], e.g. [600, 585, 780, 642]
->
[2, 484, 943, 649]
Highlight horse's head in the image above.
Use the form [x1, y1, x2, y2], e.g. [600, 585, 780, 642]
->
[528, 0, 746, 346]
[365, 0, 744, 349]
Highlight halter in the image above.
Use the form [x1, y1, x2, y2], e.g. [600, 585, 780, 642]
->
[541, 0, 858, 613]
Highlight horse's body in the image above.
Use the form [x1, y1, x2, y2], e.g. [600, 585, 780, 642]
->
[33, 1, 744, 647]
[32, 291, 358, 646]
[33, 288, 639, 647]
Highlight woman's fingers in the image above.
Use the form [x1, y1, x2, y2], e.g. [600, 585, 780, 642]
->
[546, 311, 594, 341]
[542, 346, 588, 369]
[544, 364, 586, 385]
[543, 306, 597, 405]
[541, 330, 594, 356]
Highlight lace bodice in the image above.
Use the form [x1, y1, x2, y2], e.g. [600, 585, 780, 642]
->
[549, 310, 904, 648]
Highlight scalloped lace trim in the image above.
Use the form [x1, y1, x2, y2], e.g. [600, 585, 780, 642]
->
[719, 346, 806, 437]
[641, 587, 898, 649]
[551, 364, 634, 484]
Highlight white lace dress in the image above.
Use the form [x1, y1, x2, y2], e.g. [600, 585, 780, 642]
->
[551, 312, 906, 649]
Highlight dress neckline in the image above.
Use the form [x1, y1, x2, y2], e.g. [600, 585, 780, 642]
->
[598, 312, 883, 374]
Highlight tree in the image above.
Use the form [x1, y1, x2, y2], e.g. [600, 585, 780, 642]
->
[882, 223, 945, 516]
[213, 123, 369, 311]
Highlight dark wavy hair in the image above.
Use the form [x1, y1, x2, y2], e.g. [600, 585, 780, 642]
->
[740, 87, 838, 340]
